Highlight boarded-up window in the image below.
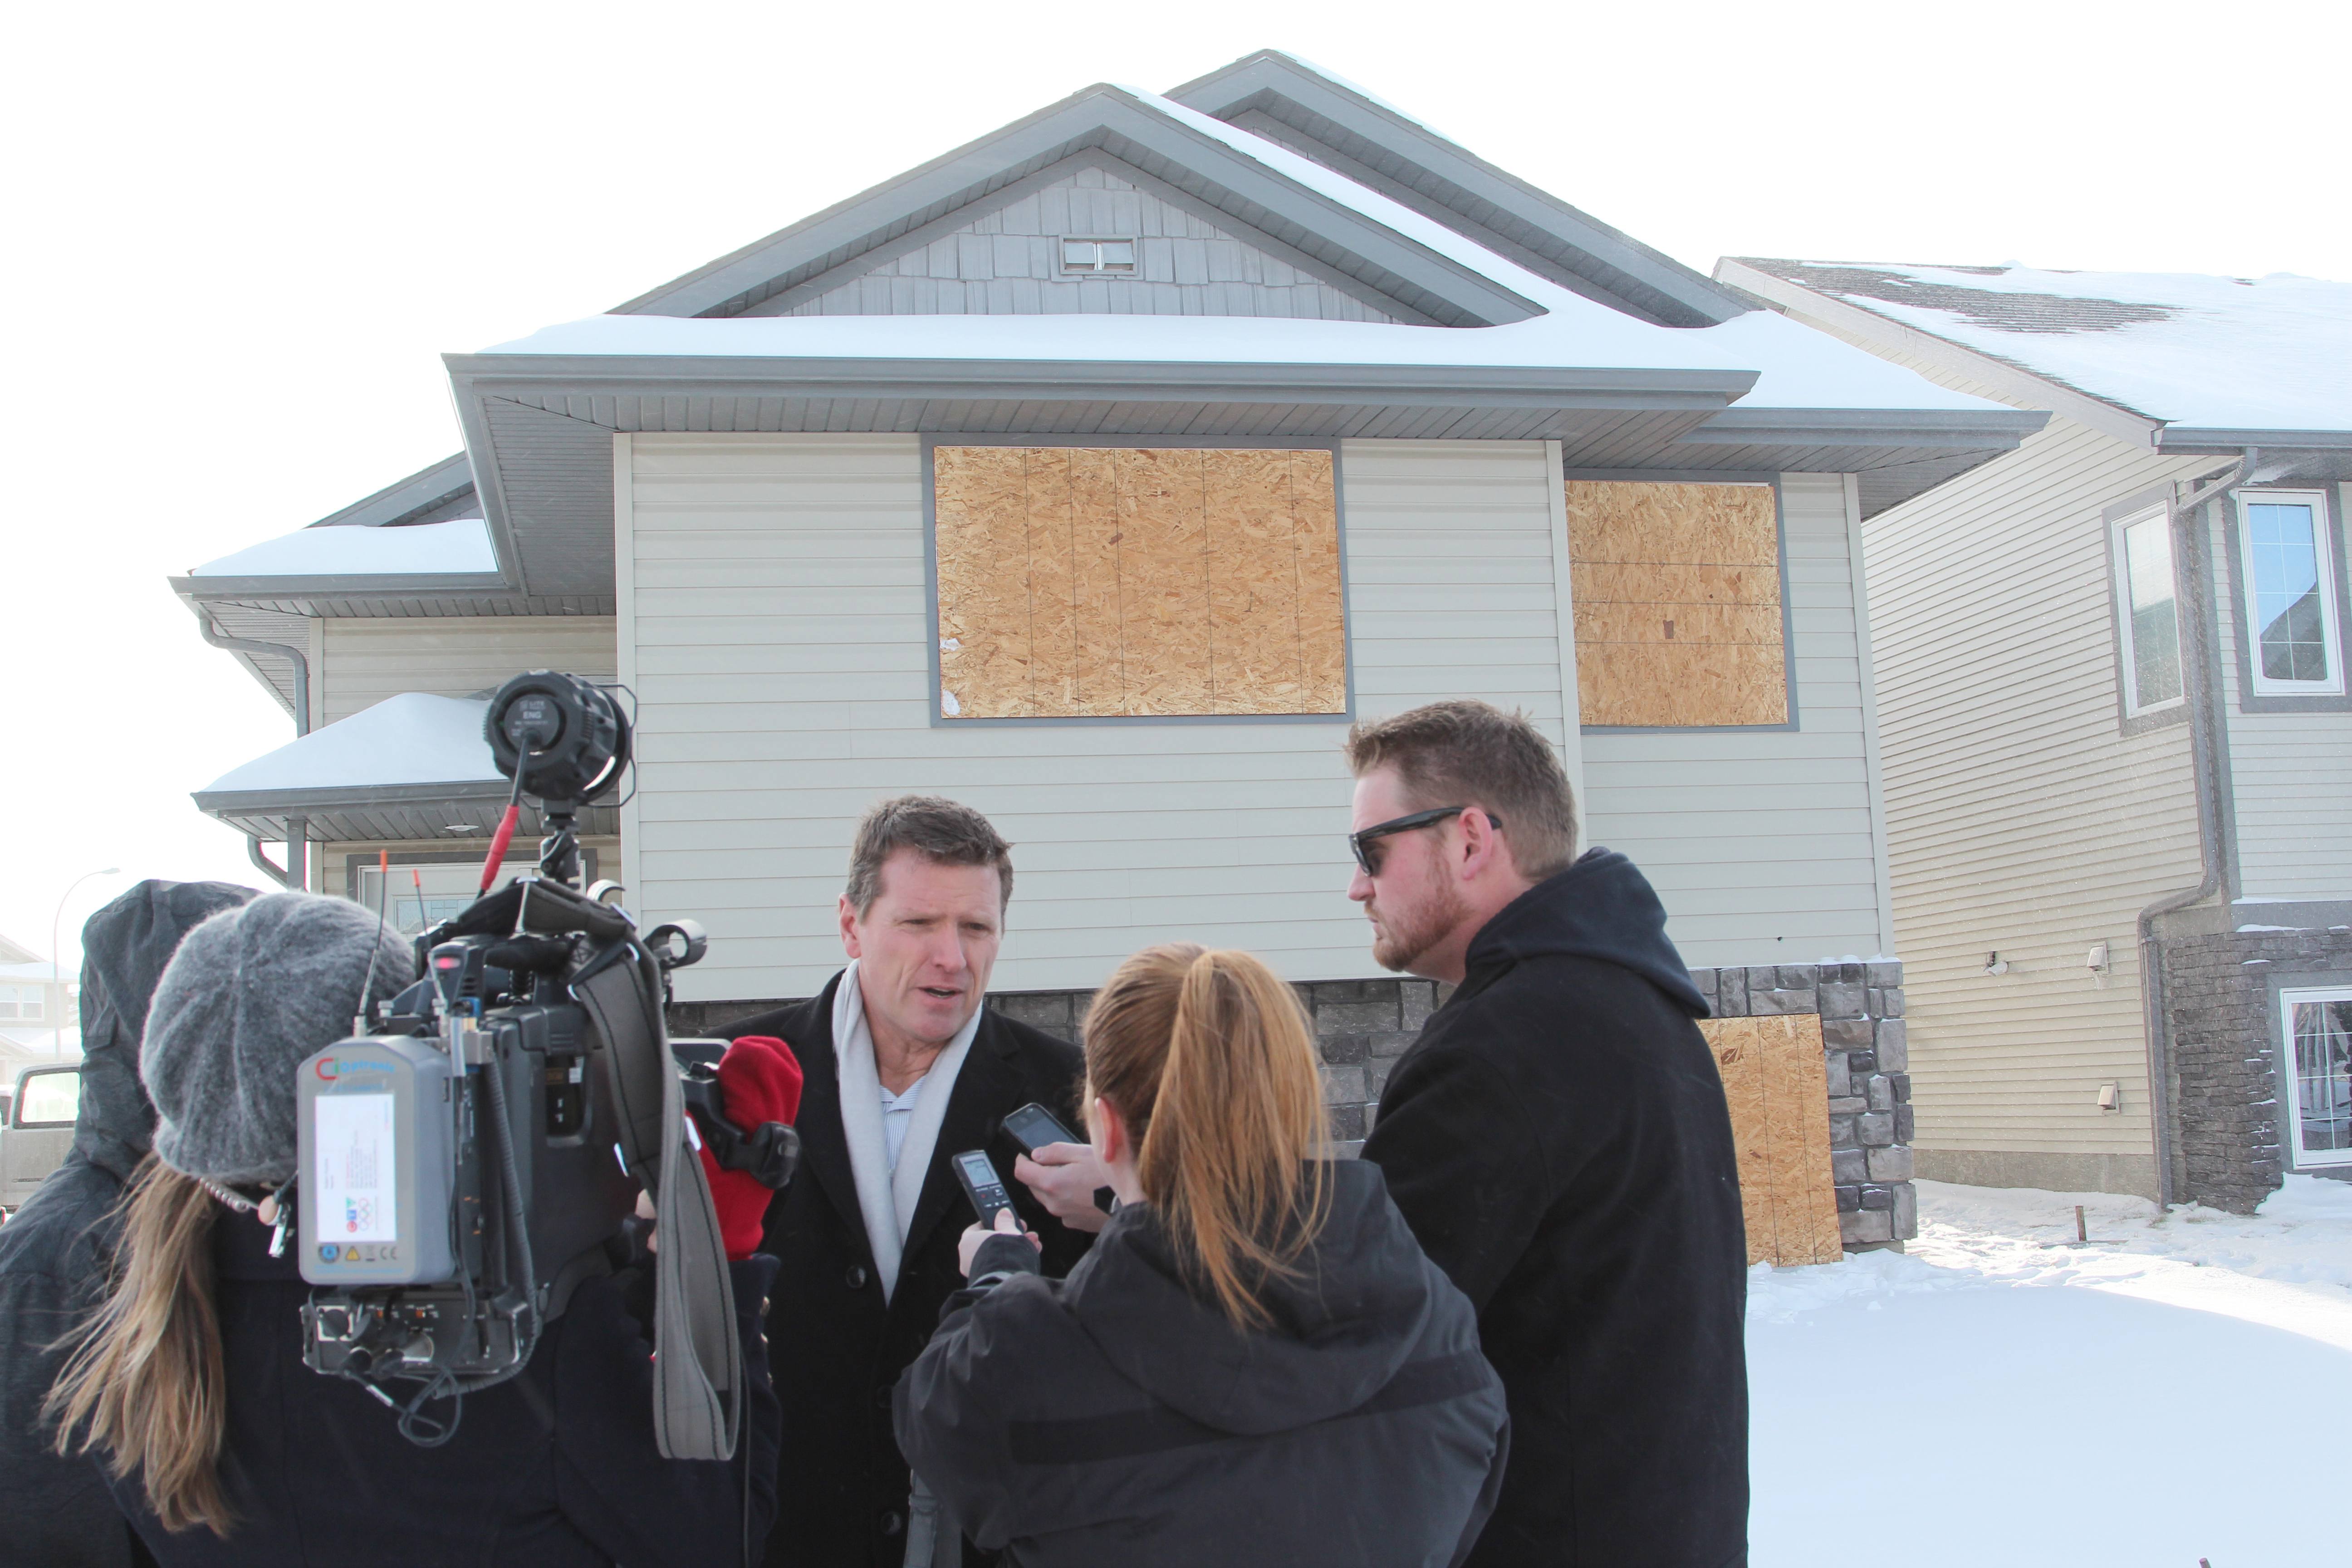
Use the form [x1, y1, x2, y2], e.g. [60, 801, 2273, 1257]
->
[933, 446, 1346, 719]
[1566, 480, 1787, 727]
[1702, 1014, 1843, 1266]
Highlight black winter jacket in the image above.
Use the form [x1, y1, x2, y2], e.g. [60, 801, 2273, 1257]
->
[895, 1158, 1509, 1568]
[103, 1215, 782, 1568]
[722, 980, 1094, 1568]
[0, 879, 253, 1568]
[1361, 849, 1748, 1568]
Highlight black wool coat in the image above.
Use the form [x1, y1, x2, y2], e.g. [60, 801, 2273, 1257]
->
[0, 879, 253, 1568]
[896, 1158, 1510, 1568]
[1362, 849, 1749, 1568]
[723, 978, 1093, 1568]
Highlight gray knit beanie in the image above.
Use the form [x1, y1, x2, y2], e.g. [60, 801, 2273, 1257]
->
[141, 891, 417, 1186]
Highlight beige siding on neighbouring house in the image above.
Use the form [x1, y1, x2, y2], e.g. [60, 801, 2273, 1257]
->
[616, 434, 1573, 1003]
[2210, 483, 2352, 900]
[320, 617, 617, 724]
[1862, 375, 2214, 1191]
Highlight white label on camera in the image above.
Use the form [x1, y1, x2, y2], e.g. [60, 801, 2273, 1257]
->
[314, 1093, 398, 1243]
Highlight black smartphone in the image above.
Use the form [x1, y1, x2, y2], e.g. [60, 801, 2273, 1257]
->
[951, 1148, 1017, 1229]
[999, 1101, 1081, 1155]
[996, 1102, 1116, 1216]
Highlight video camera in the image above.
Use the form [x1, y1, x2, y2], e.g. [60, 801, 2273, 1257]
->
[289, 671, 797, 1456]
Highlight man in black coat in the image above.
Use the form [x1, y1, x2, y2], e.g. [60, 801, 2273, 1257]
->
[722, 797, 1092, 1568]
[0, 877, 255, 1568]
[1347, 701, 1748, 1568]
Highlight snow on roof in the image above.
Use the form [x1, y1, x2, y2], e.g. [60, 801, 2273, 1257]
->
[189, 516, 497, 578]
[476, 89, 2002, 419]
[1735, 260, 2352, 432]
[0, 961, 65, 983]
[198, 693, 503, 796]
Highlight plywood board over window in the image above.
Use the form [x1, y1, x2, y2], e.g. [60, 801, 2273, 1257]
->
[1702, 1014, 1843, 1267]
[933, 446, 1347, 719]
[1566, 480, 1787, 727]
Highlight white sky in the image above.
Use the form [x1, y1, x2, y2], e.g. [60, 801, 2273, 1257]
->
[4, 0, 2345, 968]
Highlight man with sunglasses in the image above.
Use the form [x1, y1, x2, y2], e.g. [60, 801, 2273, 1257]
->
[1347, 701, 1747, 1568]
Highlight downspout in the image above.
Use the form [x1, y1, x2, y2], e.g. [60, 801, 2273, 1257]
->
[247, 837, 290, 888]
[194, 607, 314, 887]
[195, 610, 312, 736]
[2136, 448, 2252, 1209]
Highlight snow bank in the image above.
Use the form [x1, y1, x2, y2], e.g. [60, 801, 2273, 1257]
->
[1749, 1178, 2352, 1566]
[189, 517, 497, 578]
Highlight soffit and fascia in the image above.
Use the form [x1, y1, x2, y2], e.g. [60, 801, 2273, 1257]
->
[195, 784, 618, 847]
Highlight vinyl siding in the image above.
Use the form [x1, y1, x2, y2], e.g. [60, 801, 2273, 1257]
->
[1862, 372, 2214, 1173]
[1581, 474, 1891, 965]
[2212, 482, 2352, 900]
[319, 617, 617, 724]
[617, 434, 1569, 1002]
[749, 161, 1411, 324]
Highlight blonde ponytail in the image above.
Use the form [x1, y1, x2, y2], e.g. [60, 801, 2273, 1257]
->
[48, 1155, 236, 1536]
[1083, 945, 1332, 1327]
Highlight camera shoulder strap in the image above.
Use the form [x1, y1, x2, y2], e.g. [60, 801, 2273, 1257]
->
[575, 946, 743, 1463]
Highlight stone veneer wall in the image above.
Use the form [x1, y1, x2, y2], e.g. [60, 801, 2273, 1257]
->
[674, 960, 1911, 1252]
[2156, 926, 2352, 1213]
[1686, 961, 1915, 1247]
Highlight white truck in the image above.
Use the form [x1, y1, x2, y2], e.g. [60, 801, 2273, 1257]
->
[0, 1063, 82, 1214]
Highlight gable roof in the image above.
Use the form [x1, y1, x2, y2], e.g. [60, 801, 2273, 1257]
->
[1720, 258, 2352, 453]
[211, 55, 2044, 632]
[615, 82, 1542, 330]
[1167, 51, 1751, 329]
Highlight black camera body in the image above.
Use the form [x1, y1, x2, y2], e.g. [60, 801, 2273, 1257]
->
[292, 671, 797, 1447]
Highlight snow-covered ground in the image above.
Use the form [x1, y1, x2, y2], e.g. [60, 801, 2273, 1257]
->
[1749, 1176, 2352, 1566]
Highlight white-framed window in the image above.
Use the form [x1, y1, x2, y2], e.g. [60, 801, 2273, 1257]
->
[1058, 237, 1137, 275]
[2111, 507, 2184, 715]
[355, 861, 491, 938]
[2279, 988, 2352, 1168]
[0, 985, 41, 1022]
[2238, 491, 2344, 696]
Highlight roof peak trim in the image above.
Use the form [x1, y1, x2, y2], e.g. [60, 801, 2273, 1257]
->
[1167, 50, 1750, 329]
[612, 83, 1541, 330]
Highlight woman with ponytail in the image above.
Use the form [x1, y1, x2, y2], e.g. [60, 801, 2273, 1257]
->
[896, 944, 1508, 1567]
[45, 890, 795, 1568]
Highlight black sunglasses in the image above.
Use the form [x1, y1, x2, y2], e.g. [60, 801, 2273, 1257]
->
[1350, 805, 1499, 877]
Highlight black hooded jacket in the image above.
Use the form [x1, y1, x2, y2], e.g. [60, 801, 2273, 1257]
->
[895, 1159, 1509, 1568]
[0, 878, 255, 1568]
[1361, 848, 1748, 1568]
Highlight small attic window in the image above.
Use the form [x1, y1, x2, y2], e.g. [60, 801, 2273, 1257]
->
[1060, 237, 1137, 275]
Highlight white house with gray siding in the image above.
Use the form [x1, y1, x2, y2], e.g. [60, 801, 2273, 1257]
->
[1718, 257, 2352, 1210]
[173, 55, 2038, 1226]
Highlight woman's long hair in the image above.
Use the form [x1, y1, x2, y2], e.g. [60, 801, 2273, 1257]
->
[1083, 944, 1333, 1328]
[47, 1154, 235, 1536]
